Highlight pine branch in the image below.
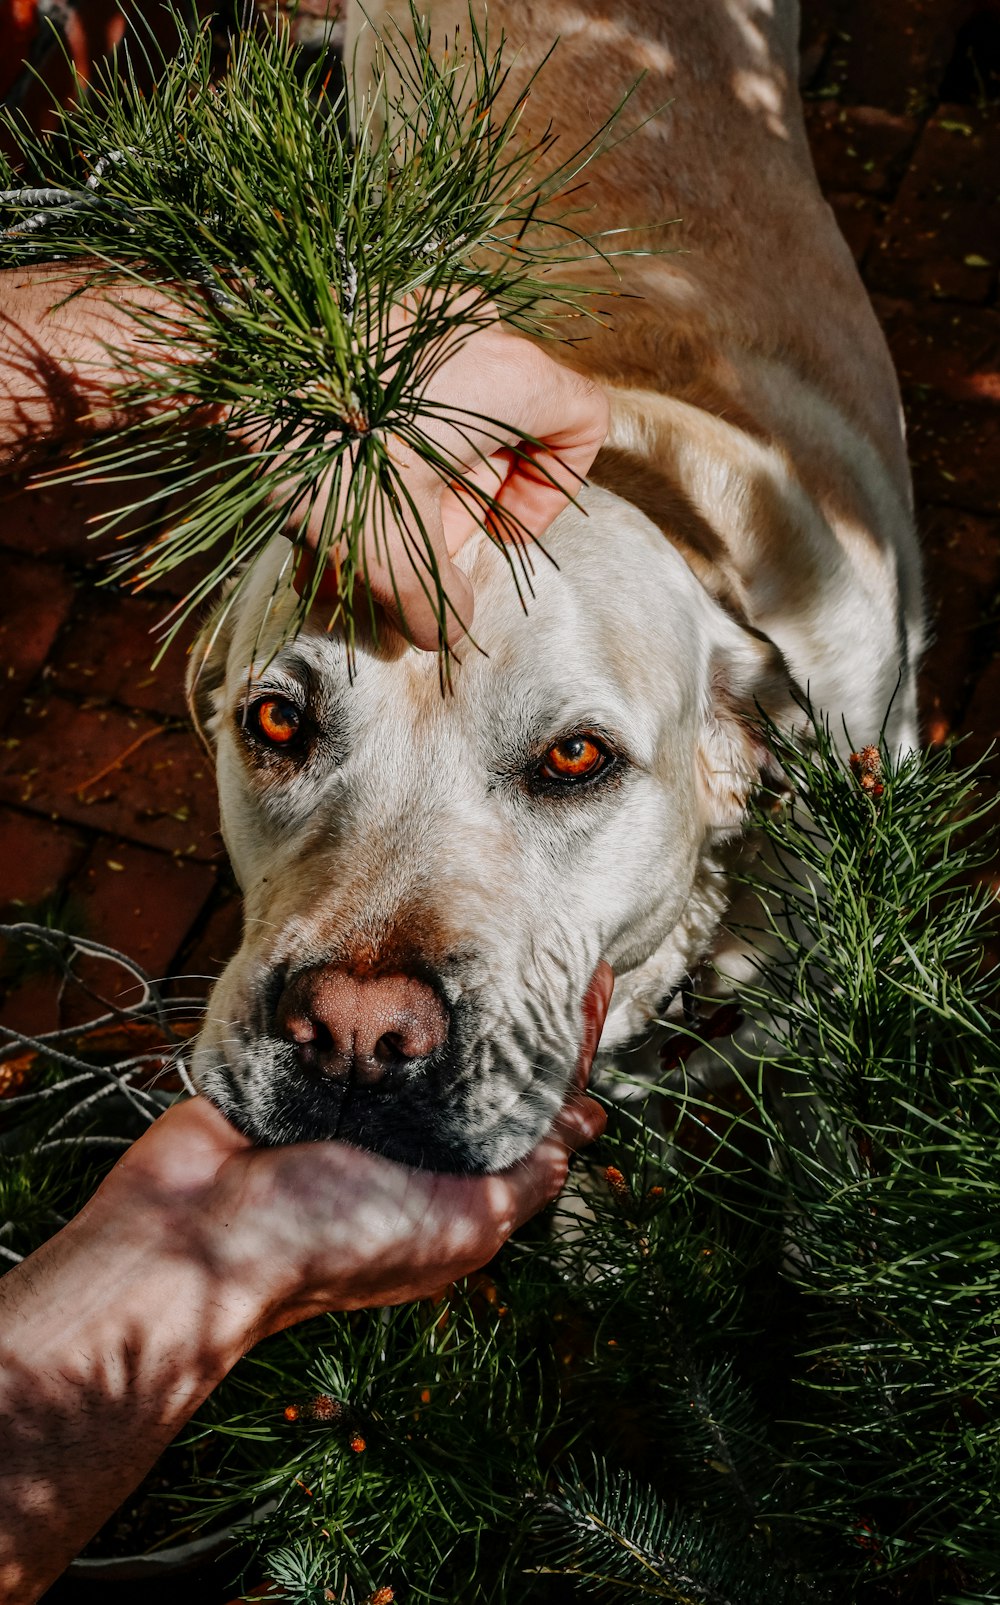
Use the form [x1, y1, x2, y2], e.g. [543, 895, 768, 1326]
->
[0, 5, 648, 660]
[668, 711, 1000, 1587]
[526, 1458, 805, 1605]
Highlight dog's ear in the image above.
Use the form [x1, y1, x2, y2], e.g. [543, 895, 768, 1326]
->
[698, 616, 798, 838]
[186, 597, 237, 757]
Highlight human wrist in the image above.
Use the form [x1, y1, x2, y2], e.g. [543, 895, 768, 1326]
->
[20, 1185, 245, 1393]
[20, 1147, 273, 1416]
[0, 1141, 264, 1602]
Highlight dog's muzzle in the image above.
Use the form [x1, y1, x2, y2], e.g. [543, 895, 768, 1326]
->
[199, 950, 569, 1174]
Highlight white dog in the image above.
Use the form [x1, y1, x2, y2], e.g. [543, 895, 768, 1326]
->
[187, 0, 923, 1171]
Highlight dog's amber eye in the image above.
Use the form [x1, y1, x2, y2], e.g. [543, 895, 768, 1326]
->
[249, 696, 302, 748]
[540, 735, 608, 783]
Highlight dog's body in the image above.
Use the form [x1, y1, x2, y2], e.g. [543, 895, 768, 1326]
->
[189, 0, 923, 1169]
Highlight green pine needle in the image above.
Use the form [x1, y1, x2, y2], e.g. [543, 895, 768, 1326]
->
[0, 6, 648, 661]
[526, 1457, 806, 1604]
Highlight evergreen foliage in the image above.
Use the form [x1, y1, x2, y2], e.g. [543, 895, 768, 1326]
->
[0, 8, 636, 659]
[3, 717, 998, 1602]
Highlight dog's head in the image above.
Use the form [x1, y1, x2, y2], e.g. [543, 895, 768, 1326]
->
[188, 484, 790, 1171]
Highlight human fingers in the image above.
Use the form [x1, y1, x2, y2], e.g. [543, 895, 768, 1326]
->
[295, 449, 476, 650]
[575, 959, 615, 1088]
[548, 959, 614, 1152]
[404, 346, 609, 627]
[250, 1149, 552, 1320]
[484, 353, 610, 544]
[358, 498, 476, 650]
[297, 326, 606, 647]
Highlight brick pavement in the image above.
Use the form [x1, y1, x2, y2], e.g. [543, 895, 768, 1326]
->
[1, 0, 998, 1034]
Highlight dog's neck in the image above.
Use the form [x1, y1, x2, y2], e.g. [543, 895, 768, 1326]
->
[592, 369, 920, 741]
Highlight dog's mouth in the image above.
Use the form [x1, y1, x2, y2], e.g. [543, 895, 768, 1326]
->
[200, 1037, 548, 1173]
[194, 963, 613, 1173]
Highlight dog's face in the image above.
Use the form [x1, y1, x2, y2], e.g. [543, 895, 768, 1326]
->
[190, 485, 787, 1171]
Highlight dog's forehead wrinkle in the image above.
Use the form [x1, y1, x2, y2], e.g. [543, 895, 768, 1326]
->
[242, 633, 352, 714]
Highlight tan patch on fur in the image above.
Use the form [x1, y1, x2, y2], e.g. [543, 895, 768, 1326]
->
[334, 899, 461, 979]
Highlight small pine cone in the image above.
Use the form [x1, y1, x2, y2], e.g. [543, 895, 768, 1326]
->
[365, 1589, 395, 1605]
[850, 745, 883, 791]
[308, 1394, 342, 1422]
[283, 1404, 300, 1423]
[349, 1433, 367, 1453]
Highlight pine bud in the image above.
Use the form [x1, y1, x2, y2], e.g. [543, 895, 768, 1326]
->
[604, 1165, 632, 1206]
[309, 1394, 342, 1422]
[850, 745, 884, 799]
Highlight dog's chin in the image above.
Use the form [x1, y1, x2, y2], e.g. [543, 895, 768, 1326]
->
[195, 1050, 556, 1176]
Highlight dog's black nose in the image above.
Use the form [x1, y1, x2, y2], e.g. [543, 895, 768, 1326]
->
[276, 966, 449, 1086]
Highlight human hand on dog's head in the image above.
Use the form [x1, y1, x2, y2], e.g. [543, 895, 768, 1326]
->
[292, 296, 611, 650]
[93, 963, 612, 1342]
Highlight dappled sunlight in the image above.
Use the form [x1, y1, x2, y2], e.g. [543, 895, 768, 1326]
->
[730, 66, 791, 140]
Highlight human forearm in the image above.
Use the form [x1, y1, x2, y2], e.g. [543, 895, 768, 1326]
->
[0, 269, 185, 473]
[0, 1181, 253, 1603]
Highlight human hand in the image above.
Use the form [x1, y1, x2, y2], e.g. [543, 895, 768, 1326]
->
[0, 274, 606, 645]
[294, 297, 610, 650]
[95, 962, 612, 1343]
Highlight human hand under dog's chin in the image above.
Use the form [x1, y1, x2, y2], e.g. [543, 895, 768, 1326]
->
[93, 963, 612, 1343]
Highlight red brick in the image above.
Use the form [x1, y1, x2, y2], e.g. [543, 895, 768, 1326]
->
[0, 471, 169, 563]
[878, 300, 1000, 404]
[0, 553, 76, 726]
[827, 192, 880, 264]
[798, 0, 843, 92]
[0, 429, 272, 628]
[48, 590, 196, 721]
[956, 649, 1000, 776]
[0, 970, 63, 1043]
[0, 810, 87, 916]
[129, 445, 253, 604]
[0, 695, 220, 859]
[130, 545, 224, 604]
[868, 107, 1000, 304]
[917, 509, 1000, 744]
[171, 890, 244, 1000]
[58, 838, 216, 1021]
[811, 0, 963, 115]
[805, 104, 918, 196]
[922, 506, 1000, 595]
[906, 394, 1000, 514]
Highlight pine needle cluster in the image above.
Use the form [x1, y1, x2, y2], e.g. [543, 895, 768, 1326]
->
[0, 8, 634, 658]
[4, 717, 997, 1602]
